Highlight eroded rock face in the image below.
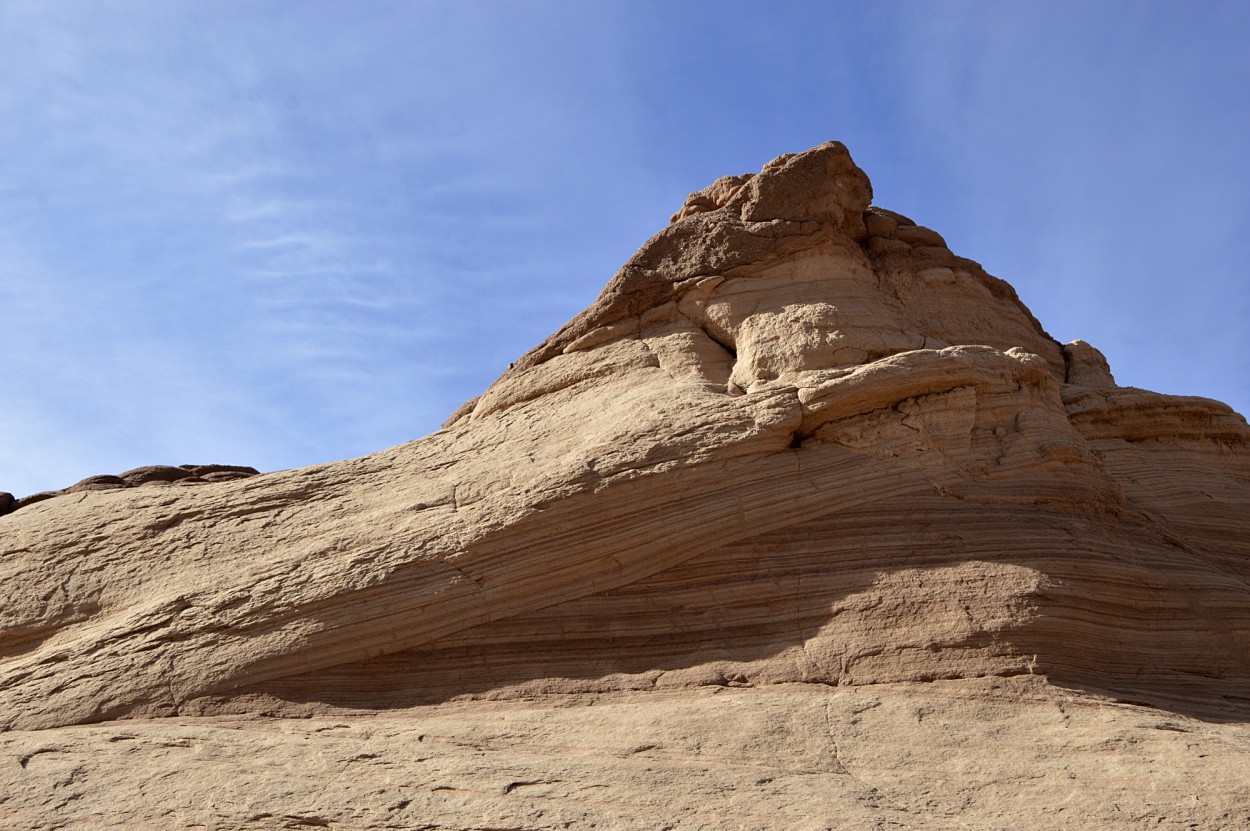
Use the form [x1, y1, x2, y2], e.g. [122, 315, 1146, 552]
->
[2, 142, 1248, 829]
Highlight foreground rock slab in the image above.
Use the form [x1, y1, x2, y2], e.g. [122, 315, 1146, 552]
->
[4, 680, 1249, 831]
[2, 142, 1248, 828]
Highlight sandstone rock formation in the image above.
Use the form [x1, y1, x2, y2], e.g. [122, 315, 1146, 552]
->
[2, 142, 1248, 829]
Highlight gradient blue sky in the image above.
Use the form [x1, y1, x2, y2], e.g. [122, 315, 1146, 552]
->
[3, 1, 1248, 498]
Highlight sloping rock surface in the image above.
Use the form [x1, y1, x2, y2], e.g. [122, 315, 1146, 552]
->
[2, 142, 1248, 829]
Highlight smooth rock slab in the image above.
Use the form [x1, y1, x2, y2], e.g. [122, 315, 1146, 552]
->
[2, 680, 1248, 831]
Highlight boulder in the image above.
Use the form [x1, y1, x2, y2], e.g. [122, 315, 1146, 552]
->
[64, 474, 128, 494]
[119, 465, 195, 486]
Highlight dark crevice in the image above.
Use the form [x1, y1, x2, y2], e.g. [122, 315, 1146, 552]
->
[1060, 343, 1073, 384]
[683, 312, 737, 362]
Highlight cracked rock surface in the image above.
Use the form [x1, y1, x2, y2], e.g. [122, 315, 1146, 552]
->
[2, 142, 1249, 829]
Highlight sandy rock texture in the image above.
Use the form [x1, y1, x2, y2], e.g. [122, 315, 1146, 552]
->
[2, 142, 1248, 829]
[4, 679, 1249, 831]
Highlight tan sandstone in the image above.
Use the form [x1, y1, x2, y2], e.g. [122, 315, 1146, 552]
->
[1, 142, 1248, 829]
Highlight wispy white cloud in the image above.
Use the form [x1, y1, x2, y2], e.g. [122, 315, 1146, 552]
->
[876, 2, 1250, 414]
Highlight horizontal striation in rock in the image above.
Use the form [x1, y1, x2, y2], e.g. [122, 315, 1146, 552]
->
[209, 493, 1250, 720]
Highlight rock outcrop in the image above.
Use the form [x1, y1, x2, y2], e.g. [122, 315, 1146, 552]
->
[1, 464, 260, 515]
[2, 142, 1248, 829]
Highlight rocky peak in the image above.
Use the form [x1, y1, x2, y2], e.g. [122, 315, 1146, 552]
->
[457, 141, 1065, 425]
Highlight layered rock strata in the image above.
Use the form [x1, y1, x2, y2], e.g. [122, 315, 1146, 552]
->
[1, 142, 1248, 828]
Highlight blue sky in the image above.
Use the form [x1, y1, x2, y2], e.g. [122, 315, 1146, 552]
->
[2, 1, 1248, 498]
